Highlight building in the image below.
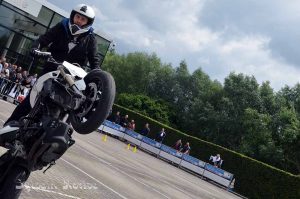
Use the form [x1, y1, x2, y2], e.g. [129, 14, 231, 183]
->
[0, 0, 112, 72]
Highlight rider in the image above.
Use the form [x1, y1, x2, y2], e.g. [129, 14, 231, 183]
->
[3, 4, 101, 127]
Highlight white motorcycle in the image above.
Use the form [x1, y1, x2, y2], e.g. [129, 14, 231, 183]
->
[0, 50, 116, 198]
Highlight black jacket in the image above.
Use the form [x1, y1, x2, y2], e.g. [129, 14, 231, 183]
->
[33, 18, 101, 74]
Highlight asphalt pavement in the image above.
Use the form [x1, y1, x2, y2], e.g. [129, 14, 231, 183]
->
[0, 99, 241, 199]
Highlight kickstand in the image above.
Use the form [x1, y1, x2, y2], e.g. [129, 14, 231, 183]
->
[43, 161, 56, 173]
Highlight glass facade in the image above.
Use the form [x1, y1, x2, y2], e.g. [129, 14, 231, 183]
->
[0, 1, 111, 73]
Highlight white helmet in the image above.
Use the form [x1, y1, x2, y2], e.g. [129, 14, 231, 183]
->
[69, 4, 95, 35]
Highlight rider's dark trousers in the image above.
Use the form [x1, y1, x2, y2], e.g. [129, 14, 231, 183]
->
[5, 94, 31, 125]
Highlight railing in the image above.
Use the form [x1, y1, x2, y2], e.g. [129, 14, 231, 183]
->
[99, 120, 235, 190]
[0, 77, 30, 104]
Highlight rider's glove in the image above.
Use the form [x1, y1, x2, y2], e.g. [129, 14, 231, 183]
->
[30, 49, 51, 58]
[30, 48, 40, 57]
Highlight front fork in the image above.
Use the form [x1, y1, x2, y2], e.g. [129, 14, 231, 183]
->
[58, 66, 86, 99]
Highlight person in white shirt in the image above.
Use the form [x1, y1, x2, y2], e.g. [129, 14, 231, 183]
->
[209, 154, 223, 168]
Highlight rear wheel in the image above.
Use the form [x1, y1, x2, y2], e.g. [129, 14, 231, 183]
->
[70, 70, 116, 134]
[0, 166, 30, 199]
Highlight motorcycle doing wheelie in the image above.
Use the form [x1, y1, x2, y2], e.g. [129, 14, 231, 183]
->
[0, 50, 116, 198]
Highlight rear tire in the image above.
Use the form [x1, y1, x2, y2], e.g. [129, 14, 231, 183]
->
[70, 70, 116, 134]
[0, 166, 30, 199]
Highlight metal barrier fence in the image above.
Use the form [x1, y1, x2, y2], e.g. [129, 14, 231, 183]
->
[0, 77, 30, 104]
[99, 120, 235, 190]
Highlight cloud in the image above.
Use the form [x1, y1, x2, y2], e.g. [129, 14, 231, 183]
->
[200, 0, 300, 67]
[196, 33, 300, 90]
[47, 0, 300, 90]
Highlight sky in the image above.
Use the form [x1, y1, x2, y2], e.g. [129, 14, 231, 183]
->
[47, 0, 300, 91]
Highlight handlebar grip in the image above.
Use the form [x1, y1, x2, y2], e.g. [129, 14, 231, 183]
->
[31, 49, 52, 58]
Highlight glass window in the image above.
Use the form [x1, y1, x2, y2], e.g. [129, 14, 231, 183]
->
[0, 4, 47, 39]
[2, 1, 30, 17]
[0, 25, 10, 48]
[0, 26, 34, 68]
[36, 6, 55, 27]
[50, 13, 64, 28]
[8, 33, 33, 55]
[95, 35, 111, 56]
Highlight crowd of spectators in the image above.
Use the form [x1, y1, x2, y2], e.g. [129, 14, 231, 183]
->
[0, 57, 37, 102]
[104, 110, 225, 168]
[108, 111, 139, 132]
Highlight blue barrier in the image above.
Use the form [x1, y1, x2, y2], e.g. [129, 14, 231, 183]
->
[101, 120, 234, 189]
[182, 154, 206, 168]
[160, 144, 182, 158]
[125, 129, 143, 140]
[205, 164, 233, 180]
[142, 136, 161, 148]
[103, 120, 125, 132]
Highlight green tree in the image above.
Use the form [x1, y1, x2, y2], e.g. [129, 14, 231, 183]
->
[102, 52, 162, 95]
[179, 68, 223, 139]
[272, 106, 300, 174]
[220, 73, 262, 149]
[116, 93, 174, 125]
[240, 108, 283, 165]
[260, 81, 277, 115]
[147, 63, 176, 103]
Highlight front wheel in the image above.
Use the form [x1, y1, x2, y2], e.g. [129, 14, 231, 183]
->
[0, 166, 30, 199]
[70, 70, 116, 134]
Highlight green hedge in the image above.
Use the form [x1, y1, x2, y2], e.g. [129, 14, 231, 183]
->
[112, 104, 300, 199]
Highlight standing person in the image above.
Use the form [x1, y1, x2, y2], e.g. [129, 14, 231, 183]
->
[155, 128, 166, 143]
[1, 63, 10, 79]
[3, 4, 101, 126]
[0, 63, 10, 94]
[128, 119, 136, 130]
[16, 66, 22, 74]
[140, 123, 150, 136]
[21, 70, 28, 80]
[180, 142, 191, 154]
[173, 139, 182, 151]
[30, 73, 38, 87]
[120, 114, 129, 128]
[112, 111, 121, 124]
[209, 154, 222, 168]
[0, 59, 5, 89]
[3, 64, 17, 96]
[0, 57, 5, 73]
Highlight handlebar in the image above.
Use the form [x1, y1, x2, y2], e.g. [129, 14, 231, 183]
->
[31, 50, 62, 66]
[31, 50, 86, 100]
[31, 49, 52, 59]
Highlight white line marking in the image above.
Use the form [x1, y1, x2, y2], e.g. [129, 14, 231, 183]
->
[75, 144, 171, 199]
[61, 158, 128, 199]
[24, 185, 81, 199]
[84, 138, 225, 198]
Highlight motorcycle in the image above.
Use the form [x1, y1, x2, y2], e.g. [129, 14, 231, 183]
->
[0, 50, 116, 198]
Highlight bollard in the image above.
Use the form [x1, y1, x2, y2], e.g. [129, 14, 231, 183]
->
[102, 134, 107, 142]
[126, 143, 131, 150]
[132, 146, 137, 153]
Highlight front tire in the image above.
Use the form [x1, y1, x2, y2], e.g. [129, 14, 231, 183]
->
[70, 70, 116, 134]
